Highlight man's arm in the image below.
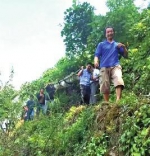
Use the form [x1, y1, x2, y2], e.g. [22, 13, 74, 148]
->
[122, 46, 128, 58]
[94, 42, 102, 67]
[94, 56, 99, 67]
[77, 70, 83, 76]
[77, 66, 84, 76]
[37, 93, 43, 100]
[117, 43, 128, 58]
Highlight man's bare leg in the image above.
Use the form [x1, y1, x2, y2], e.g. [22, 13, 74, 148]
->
[115, 86, 122, 102]
[103, 93, 109, 102]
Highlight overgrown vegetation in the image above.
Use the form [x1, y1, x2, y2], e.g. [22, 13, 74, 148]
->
[0, 93, 149, 156]
[0, 0, 150, 155]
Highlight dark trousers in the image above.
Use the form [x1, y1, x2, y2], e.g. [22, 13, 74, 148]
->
[80, 84, 91, 104]
[27, 108, 34, 120]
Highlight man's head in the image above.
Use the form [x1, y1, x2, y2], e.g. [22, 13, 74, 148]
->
[86, 62, 92, 71]
[104, 26, 115, 41]
[40, 88, 44, 94]
[23, 105, 28, 111]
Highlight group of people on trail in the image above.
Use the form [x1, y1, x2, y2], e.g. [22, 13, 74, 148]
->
[78, 26, 128, 104]
[22, 26, 128, 120]
[77, 63, 100, 105]
[22, 83, 55, 121]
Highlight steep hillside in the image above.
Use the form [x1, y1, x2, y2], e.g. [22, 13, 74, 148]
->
[0, 92, 149, 156]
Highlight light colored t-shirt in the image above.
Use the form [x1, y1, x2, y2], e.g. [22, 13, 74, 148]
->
[80, 69, 91, 86]
[93, 68, 100, 81]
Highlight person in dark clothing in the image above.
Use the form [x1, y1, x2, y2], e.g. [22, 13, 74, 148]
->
[45, 83, 56, 100]
[45, 83, 56, 114]
[36, 88, 46, 116]
[26, 95, 35, 120]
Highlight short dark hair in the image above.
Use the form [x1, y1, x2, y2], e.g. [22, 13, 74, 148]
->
[104, 26, 115, 35]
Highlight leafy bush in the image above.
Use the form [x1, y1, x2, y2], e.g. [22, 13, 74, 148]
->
[120, 104, 150, 156]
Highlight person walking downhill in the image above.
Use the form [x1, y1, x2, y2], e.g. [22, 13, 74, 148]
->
[36, 88, 46, 116]
[94, 26, 128, 102]
[45, 83, 56, 114]
[26, 95, 35, 120]
[77, 63, 92, 104]
[45, 83, 55, 102]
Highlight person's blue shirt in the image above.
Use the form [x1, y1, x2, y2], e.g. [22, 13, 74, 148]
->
[95, 40, 124, 68]
[80, 69, 91, 86]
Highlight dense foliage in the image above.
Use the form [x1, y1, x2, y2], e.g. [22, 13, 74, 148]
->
[0, 0, 150, 155]
[61, 1, 94, 57]
[0, 93, 149, 156]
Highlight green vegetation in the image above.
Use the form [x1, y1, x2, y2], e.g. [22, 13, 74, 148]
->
[0, 94, 149, 156]
[0, 0, 150, 155]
